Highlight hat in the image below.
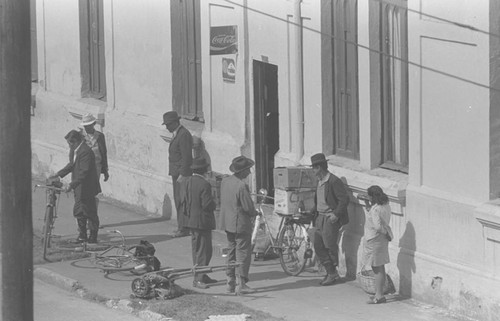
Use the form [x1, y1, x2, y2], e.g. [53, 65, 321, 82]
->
[162, 111, 181, 125]
[191, 157, 210, 170]
[80, 113, 97, 126]
[310, 153, 327, 166]
[229, 156, 255, 173]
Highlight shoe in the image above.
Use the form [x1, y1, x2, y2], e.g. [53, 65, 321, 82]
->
[70, 237, 87, 244]
[172, 230, 190, 238]
[236, 283, 256, 294]
[87, 238, 98, 244]
[319, 274, 328, 285]
[367, 296, 387, 304]
[226, 283, 236, 293]
[320, 273, 340, 286]
[192, 281, 209, 289]
[203, 275, 218, 284]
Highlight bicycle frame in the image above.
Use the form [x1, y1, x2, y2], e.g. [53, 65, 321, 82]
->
[35, 183, 63, 260]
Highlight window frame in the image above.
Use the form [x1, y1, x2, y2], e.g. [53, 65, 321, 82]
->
[79, 0, 106, 101]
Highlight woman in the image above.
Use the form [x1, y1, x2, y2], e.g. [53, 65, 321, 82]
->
[363, 185, 392, 304]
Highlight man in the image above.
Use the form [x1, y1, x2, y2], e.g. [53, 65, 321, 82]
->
[179, 157, 218, 289]
[162, 111, 193, 238]
[310, 153, 350, 286]
[51, 130, 101, 243]
[219, 156, 258, 294]
[79, 113, 109, 183]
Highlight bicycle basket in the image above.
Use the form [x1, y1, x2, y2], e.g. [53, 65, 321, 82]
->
[357, 269, 395, 295]
[292, 212, 314, 225]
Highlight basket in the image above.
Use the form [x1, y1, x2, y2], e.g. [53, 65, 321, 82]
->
[357, 268, 395, 295]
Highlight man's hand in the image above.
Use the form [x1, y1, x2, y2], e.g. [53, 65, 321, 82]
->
[328, 214, 339, 224]
[63, 185, 72, 193]
[103, 172, 109, 182]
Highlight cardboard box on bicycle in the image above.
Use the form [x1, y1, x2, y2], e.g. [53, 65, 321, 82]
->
[273, 167, 317, 189]
[274, 188, 316, 215]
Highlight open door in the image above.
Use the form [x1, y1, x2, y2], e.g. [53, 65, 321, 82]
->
[253, 60, 279, 197]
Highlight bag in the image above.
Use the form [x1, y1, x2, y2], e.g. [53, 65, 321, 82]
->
[134, 240, 156, 257]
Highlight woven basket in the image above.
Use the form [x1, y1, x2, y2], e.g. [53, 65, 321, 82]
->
[357, 269, 395, 295]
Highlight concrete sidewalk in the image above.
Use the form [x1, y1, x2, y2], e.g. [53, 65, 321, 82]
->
[32, 179, 471, 321]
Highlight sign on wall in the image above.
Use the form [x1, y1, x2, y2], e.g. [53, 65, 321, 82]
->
[222, 58, 236, 83]
[210, 25, 238, 55]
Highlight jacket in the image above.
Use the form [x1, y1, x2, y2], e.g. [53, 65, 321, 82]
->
[313, 173, 350, 226]
[179, 174, 216, 230]
[219, 175, 257, 234]
[58, 142, 101, 200]
[168, 126, 193, 177]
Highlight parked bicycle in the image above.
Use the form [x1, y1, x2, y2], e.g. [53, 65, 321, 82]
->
[251, 189, 315, 276]
[35, 178, 65, 260]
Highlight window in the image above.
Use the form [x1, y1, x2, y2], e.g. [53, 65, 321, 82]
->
[380, 0, 408, 172]
[333, 0, 359, 159]
[79, 0, 106, 100]
[170, 0, 203, 121]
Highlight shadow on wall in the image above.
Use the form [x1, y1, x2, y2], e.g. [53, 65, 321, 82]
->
[340, 177, 365, 280]
[193, 136, 212, 172]
[397, 221, 416, 297]
[162, 192, 173, 220]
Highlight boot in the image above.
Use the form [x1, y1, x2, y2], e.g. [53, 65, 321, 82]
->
[226, 275, 236, 294]
[88, 230, 98, 244]
[320, 266, 340, 286]
[236, 276, 256, 295]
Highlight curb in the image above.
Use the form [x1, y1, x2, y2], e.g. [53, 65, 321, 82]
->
[33, 266, 171, 321]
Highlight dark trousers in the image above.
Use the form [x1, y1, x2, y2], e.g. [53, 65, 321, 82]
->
[172, 174, 188, 232]
[191, 229, 213, 281]
[74, 196, 99, 234]
[225, 231, 252, 281]
[312, 216, 341, 274]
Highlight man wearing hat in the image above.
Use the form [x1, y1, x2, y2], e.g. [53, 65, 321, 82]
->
[79, 113, 109, 184]
[178, 157, 217, 289]
[219, 156, 258, 294]
[310, 153, 350, 286]
[162, 111, 193, 238]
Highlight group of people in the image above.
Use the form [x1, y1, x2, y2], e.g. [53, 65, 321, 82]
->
[51, 110, 393, 303]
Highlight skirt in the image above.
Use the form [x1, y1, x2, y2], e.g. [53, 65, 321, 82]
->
[364, 233, 390, 267]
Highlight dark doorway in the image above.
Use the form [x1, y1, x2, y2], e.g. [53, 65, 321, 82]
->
[253, 60, 279, 197]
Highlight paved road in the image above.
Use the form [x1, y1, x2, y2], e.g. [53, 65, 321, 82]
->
[34, 278, 143, 321]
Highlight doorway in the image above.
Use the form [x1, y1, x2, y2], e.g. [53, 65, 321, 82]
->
[253, 60, 279, 197]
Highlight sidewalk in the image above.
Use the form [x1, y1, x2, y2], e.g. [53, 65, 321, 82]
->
[32, 179, 471, 321]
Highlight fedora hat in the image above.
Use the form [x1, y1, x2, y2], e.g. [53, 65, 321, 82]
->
[80, 113, 97, 126]
[191, 157, 210, 170]
[310, 153, 327, 166]
[162, 111, 181, 125]
[229, 156, 255, 173]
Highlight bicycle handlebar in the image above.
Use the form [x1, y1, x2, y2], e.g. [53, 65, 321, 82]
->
[34, 184, 64, 192]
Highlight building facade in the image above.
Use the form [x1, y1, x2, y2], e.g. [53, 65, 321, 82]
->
[32, 0, 500, 319]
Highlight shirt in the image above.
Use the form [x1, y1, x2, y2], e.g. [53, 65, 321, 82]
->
[316, 172, 333, 214]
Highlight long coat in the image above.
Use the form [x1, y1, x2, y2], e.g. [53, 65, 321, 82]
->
[179, 174, 216, 230]
[219, 175, 257, 234]
[58, 143, 101, 216]
[168, 126, 193, 177]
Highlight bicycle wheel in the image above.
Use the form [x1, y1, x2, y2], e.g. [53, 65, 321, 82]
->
[95, 256, 146, 274]
[41, 205, 55, 260]
[277, 222, 308, 276]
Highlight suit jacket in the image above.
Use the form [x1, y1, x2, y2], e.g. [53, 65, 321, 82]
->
[58, 143, 101, 200]
[313, 173, 350, 226]
[168, 126, 193, 177]
[179, 174, 216, 230]
[72, 130, 108, 175]
[219, 175, 257, 234]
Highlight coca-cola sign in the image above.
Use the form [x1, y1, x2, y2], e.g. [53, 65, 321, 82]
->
[210, 25, 238, 55]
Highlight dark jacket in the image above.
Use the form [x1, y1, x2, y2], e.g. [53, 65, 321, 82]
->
[168, 126, 193, 177]
[179, 174, 216, 230]
[313, 173, 350, 226]
[219, 175, 257, 234]
[58, 142, 101, 200]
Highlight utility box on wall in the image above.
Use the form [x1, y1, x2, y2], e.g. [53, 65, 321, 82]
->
[273, 167, 317, 189]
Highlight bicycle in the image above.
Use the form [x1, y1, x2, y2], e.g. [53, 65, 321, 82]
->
[251, 189, 315, 276]
[89, 230, 160, 275]
[35, 178, 65, 261]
